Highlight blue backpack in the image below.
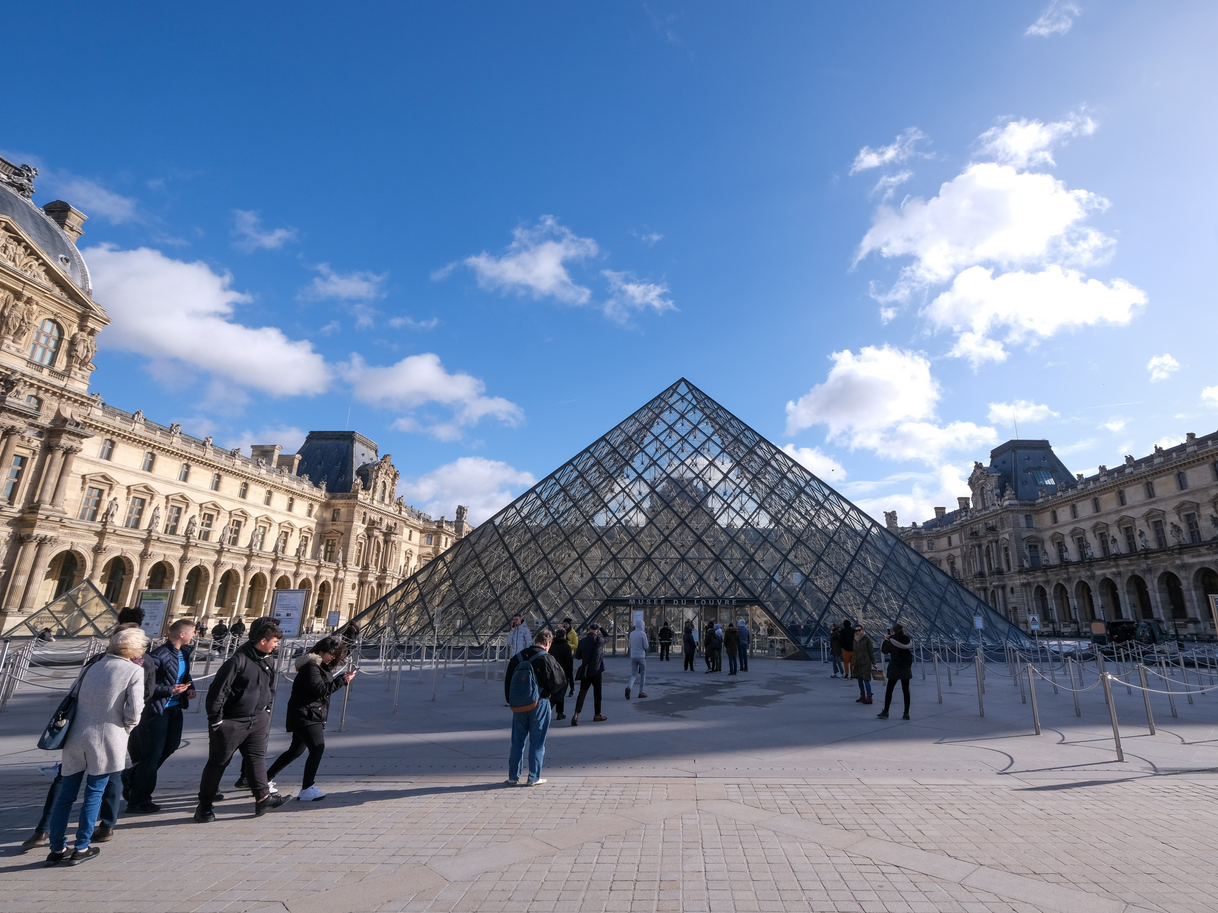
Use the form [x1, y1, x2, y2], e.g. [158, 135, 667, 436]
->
[508, 650, 544, 712]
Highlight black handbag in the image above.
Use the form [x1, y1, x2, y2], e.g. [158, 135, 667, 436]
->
[574, 664, 587, 682]
[37, 661, 90, 751]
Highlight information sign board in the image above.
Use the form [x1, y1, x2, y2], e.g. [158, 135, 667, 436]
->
[271, 589, 308, 638]
[1029, 614, 1040, 631]
[974, 615, 984, 630]
[136, 589, 174, 639]
[327, 610, 341, 629]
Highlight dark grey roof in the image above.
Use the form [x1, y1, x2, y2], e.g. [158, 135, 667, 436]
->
[0, 177, 92, 295]
[296, 431, 381, 493]
[987, 439, 1076, 501]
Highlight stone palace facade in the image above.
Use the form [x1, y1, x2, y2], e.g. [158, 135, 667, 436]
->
[0, 155, 468, 634]
[892, 436, 1218, 638]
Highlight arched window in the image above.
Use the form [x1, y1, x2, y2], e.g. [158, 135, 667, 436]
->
[29, 319, 62, 366]
[380, 481, 387, 502]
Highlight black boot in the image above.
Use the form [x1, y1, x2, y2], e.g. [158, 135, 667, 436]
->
[193, 803, 215, 823]
[254, 794, 290, 817]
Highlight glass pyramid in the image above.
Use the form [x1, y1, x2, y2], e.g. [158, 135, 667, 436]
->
[5, 579, 119, 638]
[354, 379, 1029, 650]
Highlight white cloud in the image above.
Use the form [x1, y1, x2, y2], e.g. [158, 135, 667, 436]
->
[232, 210, 297, 251]
[224, 425, 307, 456]
[1151, 434, 1182, 451]
[631, 229, 664, 246]
[1026, 0, 1081, 37]
[926, 265, 1145, 367]
[298, 263, 387, 301]
[387, 315, 439, 330]
[977, 113, 1096, 171]
[399, 457, 536, 525]
[847, 463, 972, 527]
[871, 170, 913, 198]
[1102, 417, 1126, 432]
[987, 399, 1059, 427]
[47, 174, 139, 224]
[602, 270, 676, 322]
[857, 162, 1111, 289]
[86, 244, 330, 396]
[1202, 386, 1218, 409]
[784, 345, 997, 462]
[340, 353, 523, 439]
[850, 128, 927, 174]
[1147, 353, 1180, 382]
[781, 444, 847, 480]
[443, 215, 598, 305]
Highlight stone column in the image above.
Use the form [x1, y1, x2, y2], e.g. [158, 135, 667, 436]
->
[19, 535, 59, 611]
[35, 444, 66, 504]
[0, 424, 23, 485]
[50, 445, 81, 509]
[2, 533, 37, 610]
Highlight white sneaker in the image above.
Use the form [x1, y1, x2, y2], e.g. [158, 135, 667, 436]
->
[297, 785, 326, 802]
[268, 780, 279, 795]
[526, 778, 547, 787]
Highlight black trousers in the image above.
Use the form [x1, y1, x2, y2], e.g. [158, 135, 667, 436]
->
[659, 642, 671, 660]
[267, 723, 325, 789]
[198, 714, 271, 806]
[550, 690, 565, 716]
[128, 706, 184, 805]
[883, 677, 911, 714]
[683, 650, 695, 671]
[574, 673, 602, 715]
[561, 660, 575, 696]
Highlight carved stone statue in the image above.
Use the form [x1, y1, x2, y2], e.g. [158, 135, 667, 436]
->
[203, 436, 213, 448]
[272, 536, 282, 556]
[335, 547, 343, 566]
[169, 423, 181, 435]
[101, 498, 119, 524]
[1137, 528, 1150, 550]
[1111, 535, 1120, 555]
[1170, 523, 1184, 544]
[132, 410, 144, 423]
[218, 522, 231, 544]
[147, 505, 161, 533]
[0, 163, 38, 199]
[69, 330, 97, 368]
[184, 515, 197, 539]
[1081, 540, 1094, 560]
[251, 527, 265, 550]
[2, 293, 34, 342]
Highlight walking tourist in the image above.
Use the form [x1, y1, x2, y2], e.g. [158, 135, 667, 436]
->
[829, 624, 844, 677]
[571, 622, 607, 725]
[548, 624, 572, 719]
[839, 618, 855, 678]
[658, 620, 673, 661]
[211, 620, 230, 643]
[703, 621, 716, 673]
[44, 627, 148, 868]
[229, 617, 247, 640]
[194, 617, 290, 823]
[877, 623, 914, 720]
[626, 620, 649, 699]
[737, 617, 750, 672]
[506, 613, 531, 656]
[723, 622, 740, 675]
[682, 621, 697, 671]
[265, 636, 356, 801]
[124, 619, 197, 814]
[504, 629, 566, 785]
[561, 618, 578, 695]
[851, 624, 875, 704]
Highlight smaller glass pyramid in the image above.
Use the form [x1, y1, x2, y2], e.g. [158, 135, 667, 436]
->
[5, 579, 119, 639]
[354, 379, 1030, 649]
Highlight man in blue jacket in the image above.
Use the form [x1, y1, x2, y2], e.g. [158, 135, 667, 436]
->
[737, 618, 751, 672]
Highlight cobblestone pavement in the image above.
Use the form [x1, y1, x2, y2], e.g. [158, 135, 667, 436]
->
[2, 651, 1216, 912]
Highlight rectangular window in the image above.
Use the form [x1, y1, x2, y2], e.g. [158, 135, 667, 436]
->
[199, 512, 214, 542]
[1213, 461, 1218, 482]
[1027, 543, 1041, 570]
[263, 489, 273, 506]
[307, 503, 314, 518]
[278, 531, 289, 552]
[228, 519, 242, 546]
[1003, 546, 1011, 571]
[141, 452, 155, 472]
[409, 529, 414, 541]
[1123, 525, 1136, 554]
[1070, 504, 1078, 519]
[256, 527, 269, 550]
[299, 535, 309, 556]
[425, 533, 433, 546]
[78, 486, 104, 521]
[1024, 515, 1033, 528]
[123, 496, 146, 529]
[331, 508, 341, 521]
[1051, 509, 1058, 524]
[1186, 513, 1201, 544]
[99, 439, 114, 460]
[947, 535, 952, 546]
[1118, 489, 1127, 506]
[1176, 471, 1188, 491]
[1145, 480, 1156, 499]
[210, 472, 221, 491]
[1092, 497, 1100, 513]
[178, 463, 190, 482]
[1152, 518, 1167, 548]
[287, 497, 294, 512]
[166, 505, 182, 535]
[1100, 535, 1110, 558]
[323, 539, 336, 562]
[239, 481, 249, 499]
[927, 539, 935, 550]
[1056, 541, 1070, 562]
[1075, 536, 1087, 559]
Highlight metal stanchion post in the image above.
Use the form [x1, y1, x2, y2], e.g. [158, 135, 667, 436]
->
[1018, 659, 1027, 704]
[461, 644, 468, 691]
[1102, 673, 1124, 761]
[1097, 651, 1109, 706]
[921, 644, 926, 680]
[392, 643, 403, 715]
[1178, 649, 1193, 704]
[974, 653, 984, 718]
[946, 652, 953, 687]
[1137, 664, 1155, 734]
[1027, 664, 1040, 735]
[484, 639, 490, 683]
[430, 623, 441, 702]
[933, 651, 943, 704]
[1066, 658, 1081, 717]
[1158, 653, 1178, 718]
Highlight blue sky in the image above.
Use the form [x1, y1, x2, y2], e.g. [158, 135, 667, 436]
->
[5, 2, 1217, 524]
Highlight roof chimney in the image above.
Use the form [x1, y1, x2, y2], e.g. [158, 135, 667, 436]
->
[934, 506, 946, 519]
[250, 444, 282, 467]
[957, 496, 970, 512]
[276, 453, 302, 475]
[42, 200, 88, 242]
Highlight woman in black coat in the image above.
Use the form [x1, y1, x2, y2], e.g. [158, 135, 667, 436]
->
[571, 623, 607, 726]
[266, 637, 356, 801]
[548, 631, 572, 720]
[877, 623, 914, 720]
[682, 622, 697, 672]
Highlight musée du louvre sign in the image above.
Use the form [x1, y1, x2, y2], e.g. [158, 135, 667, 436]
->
[604, 597, 750, 608]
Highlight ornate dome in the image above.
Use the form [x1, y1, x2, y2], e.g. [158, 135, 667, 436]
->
[0, 158, 92, 296]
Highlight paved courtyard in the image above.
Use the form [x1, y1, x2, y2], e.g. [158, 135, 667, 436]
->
[2, 648, 1217, 913]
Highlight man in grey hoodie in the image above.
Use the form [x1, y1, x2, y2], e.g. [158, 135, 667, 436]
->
[626, 621, 649, 700]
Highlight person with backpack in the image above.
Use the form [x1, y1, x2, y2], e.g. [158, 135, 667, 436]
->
[571, 623, 607, 725]
[504, 629, 566, 786]
[193, 617, 291, 822]
[265, 636, 356, 800]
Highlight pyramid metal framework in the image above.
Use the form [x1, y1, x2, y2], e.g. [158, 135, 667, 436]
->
[5, 580, 119, 638]
[353, 379, 1029, 649]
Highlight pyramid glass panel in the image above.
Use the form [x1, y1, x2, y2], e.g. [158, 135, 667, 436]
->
[352, 379, 1030, 649]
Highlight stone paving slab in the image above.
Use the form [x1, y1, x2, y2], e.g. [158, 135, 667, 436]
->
[2, 653, 1217, 911]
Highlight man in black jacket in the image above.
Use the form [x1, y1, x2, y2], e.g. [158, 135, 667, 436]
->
[504, 629, 566, 787]
[125, 619, 197, 814]
[194, 618, 290, 822]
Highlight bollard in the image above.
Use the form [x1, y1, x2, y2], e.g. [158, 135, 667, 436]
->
[461, 644, 469, 691]
[1047, 645, 1059, 694]
[1158, 653, 1178, 718]
[933, 651, 942, 704]
[1027, 664, 1041, 735]
[484, 640, 490, 683]
[1097, 652, 1109, 706]
[1137, 664, 1155, 735]
[1066, 658, 1081, 717]
[974, 652, 984, 718]
[1101, 673, 1124, 762]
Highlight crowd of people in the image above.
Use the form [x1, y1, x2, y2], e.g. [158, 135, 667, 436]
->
[829, 619, 915, 718]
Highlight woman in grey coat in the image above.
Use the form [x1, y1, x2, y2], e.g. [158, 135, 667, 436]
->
[46, 627, 148, 867]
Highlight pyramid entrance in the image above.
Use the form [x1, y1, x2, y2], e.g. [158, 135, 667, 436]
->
[352, 379, 1030, 651]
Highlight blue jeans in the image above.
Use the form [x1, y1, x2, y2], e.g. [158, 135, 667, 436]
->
[727, 653, 738, 674]
[629, 658, 646, 693]
[832, 653, 843, 675]
[739, 644, 748, 672]
[48, 770, 111, 853]
[37, 767, 120, 832]
[857, 677, 872, 697]
[508, 699, 551, 783]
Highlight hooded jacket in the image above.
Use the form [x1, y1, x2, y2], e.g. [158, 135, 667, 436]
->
[205, 640, 276, 727]
[284, 653, 349, 730]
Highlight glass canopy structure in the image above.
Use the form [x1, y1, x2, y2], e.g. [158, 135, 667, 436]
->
[352, 379, 1030, 649]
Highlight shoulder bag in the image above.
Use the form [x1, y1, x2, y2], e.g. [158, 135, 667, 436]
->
[37, 659, 93, 751]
